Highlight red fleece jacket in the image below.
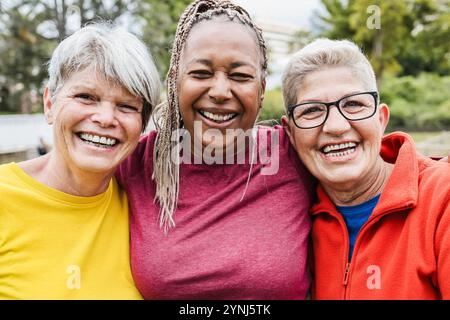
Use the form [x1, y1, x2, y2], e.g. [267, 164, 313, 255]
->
[311, 132, 450, 299]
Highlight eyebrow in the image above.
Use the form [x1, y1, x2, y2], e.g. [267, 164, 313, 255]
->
[69, 85, 140, 103]
[188, 59, 213, 67]
[299, 91, 365, 103]
[70, 85, 97, 92]
[187, 59, 256, 70]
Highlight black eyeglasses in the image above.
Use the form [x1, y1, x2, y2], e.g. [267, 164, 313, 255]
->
[287, 91, 379, 129]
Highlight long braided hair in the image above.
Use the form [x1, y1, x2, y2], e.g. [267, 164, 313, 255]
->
[153, 0, 268, 233]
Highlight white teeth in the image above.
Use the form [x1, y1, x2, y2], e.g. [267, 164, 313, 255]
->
[323, 142, 357, 153]
[201, 110, 236, 122]
[324, 147, 356, 158]
[79, 133, 117, 146]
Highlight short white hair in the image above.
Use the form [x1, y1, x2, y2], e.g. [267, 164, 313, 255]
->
[282, 38, 377, 109]
[47, 22, 161, 130]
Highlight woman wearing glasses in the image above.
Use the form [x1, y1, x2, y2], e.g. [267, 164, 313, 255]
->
[282, 39, 450, 299]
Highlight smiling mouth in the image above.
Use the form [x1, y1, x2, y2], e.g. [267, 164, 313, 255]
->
[198, 110, 238, 124]
[76, 132, 119, 149]
[321, 142, 358, 158]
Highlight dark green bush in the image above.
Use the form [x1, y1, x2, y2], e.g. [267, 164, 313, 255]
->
[259, 87, 285, 124]
[381, 73, 450, 131]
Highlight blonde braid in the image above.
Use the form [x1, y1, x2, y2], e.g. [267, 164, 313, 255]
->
[153, 0, 268, 233]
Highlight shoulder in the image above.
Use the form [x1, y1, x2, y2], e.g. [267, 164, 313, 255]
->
[256, 125, 316, 197]
[0, 162, 31, 212]
[256, 125, 290, 149]
[0, 162, 20, 185]
[418, 157, 450, 201]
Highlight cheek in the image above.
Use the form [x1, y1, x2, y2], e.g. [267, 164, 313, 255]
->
[178, 93, 198, 125]
[239, 86, 262, 114]
[179, 78, 203, 106]
[360, 123, 383, 148]
[54, 111, 77, 136]
[127, 121, 143, 141]
[296, 130, 324, 168]
[293, 129, 317, 152]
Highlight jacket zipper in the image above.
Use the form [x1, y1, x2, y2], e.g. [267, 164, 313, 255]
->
[343, 262, 350, 286]
[339, 204, 414, 299]
[334, 214, 351, 299]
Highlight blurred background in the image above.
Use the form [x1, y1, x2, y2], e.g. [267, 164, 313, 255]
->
[0, 0, 449, 164]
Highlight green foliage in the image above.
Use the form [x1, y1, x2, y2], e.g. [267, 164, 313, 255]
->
[0, 0, 190, 114]
[137, 0, 192, 77]
[0, 3, 52, 113]
[317, 0, 450, 79]
[259, 87, 285, 123]
[381, 73, 450, 130]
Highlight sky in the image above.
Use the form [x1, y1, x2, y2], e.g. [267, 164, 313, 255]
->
[233, 0, 322, 30]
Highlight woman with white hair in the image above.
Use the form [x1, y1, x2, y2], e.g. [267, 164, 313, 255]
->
[282, 38, 450, 299]
[0, 23, 160, 299]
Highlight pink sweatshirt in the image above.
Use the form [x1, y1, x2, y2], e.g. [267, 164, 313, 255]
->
[117, 126, 313, 299]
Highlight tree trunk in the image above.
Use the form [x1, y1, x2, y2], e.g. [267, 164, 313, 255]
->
[54, 0, 67, 41]
[373, 28, 384, 89]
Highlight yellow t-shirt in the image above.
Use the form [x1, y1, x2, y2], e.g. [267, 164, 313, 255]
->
[0, 163, 142, 299]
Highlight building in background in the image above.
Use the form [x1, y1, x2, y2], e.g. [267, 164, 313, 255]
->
[257, 20, 305, 89]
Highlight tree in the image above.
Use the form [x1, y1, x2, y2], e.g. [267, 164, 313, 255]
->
[0, 3, 50, 113]
[0, 0, 192, 113]
[0, 0, 137, 113]
[136, 0, 192, 77]
[316, 0, 450, 82]
[288, 29, 316, 54]
[316, 0, 356, 39]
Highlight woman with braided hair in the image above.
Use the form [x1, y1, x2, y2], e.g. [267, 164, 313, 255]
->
[117, 0, 313, 299]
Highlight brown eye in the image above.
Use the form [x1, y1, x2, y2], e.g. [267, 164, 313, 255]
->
[229, 73, 253, 81]
[189, 70, 212, 79]
[117, 105, 140, 113]
[74, 93, 96, 104]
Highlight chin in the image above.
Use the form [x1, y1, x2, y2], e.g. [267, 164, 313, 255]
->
[323, 169, 363, 186]
[75, 156, 117, 175]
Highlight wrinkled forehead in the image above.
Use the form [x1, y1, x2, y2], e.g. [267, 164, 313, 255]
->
[59, 67, 138, 99]
[183, 16, 264, 64]
[190, 14, 258, 39]
[298, 66, 372, 101]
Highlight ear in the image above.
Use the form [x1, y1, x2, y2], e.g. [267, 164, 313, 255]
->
[378, 103, 390, 134]
[43, 87, 55, 125]
[281, 115, 295, 146]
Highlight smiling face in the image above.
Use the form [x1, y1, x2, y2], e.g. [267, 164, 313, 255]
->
[44, 67, 143, 175]
[178, 20, 266, 150]
[283, 66, 390, 189]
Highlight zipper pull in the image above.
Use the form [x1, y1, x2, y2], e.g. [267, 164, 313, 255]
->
[343, 262, 350, 286]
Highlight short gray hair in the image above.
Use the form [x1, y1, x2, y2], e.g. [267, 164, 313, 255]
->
[282, 38, 377, 110]
[47, 22, 161, 131]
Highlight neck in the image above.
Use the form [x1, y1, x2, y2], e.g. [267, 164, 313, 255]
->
[24, 152, 112, 196]
[323, 157, 394, 206]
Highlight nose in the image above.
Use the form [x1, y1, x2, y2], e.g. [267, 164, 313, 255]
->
[90, 102, 119, 128]
[322, 105, 351, 135]
[208, 73, 232, 103]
